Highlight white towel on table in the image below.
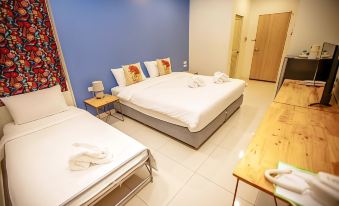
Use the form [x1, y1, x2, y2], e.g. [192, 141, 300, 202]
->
[213, 72, 230, 84]
[69, 143, 113, 171]
[187, 76, 205, 88]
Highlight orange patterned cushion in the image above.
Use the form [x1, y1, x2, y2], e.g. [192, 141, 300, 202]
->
[157, 58, 172, 76]
[122, 63, 144, 85]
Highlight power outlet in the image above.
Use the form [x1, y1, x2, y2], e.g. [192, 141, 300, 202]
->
[183, 60, 188, 68]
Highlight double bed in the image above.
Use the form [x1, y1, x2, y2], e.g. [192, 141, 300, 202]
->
[112, 72, 245, 149]
[0, 107, 154, 206]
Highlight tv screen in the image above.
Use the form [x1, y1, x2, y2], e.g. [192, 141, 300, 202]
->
[334, 68, 339, 102]
[319, 44, 339, 106]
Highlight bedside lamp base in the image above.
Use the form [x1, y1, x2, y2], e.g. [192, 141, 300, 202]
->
[95, 91, 105, 99]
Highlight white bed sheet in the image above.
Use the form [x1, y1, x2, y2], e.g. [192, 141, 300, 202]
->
[1, 107, 149, 206]
[112, 72, 245, 132]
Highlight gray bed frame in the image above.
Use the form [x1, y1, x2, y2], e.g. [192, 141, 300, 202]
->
[114, 95, 243, 149]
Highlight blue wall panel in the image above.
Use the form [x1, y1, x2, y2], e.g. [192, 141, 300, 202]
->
[49, 0, 189, 107]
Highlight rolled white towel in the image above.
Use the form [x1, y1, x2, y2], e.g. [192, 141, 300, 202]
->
[213, 72, 230, 84]
[73, 143, 108, 159]
[69, 143, 113, 171]
[192, 76, 206, 87]
[188, 76, 205, 88]
[187, 78, 199, 88]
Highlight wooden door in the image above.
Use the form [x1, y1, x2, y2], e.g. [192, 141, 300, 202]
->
[230, 15, 243, 77]
[249, 12, 291, 82]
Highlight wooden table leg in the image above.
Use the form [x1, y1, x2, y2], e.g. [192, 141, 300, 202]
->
[232, 178, 240, 206]
[274, 196, 278, 206]
[96, 108, 100, 119]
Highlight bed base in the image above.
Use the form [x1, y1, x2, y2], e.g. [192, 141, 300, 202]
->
[114, 95, 243, 149]
[85, 151, 153, 206]
[1, 150, 153, 206]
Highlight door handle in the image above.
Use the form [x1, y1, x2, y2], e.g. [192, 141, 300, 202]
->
[254, 48, 260, 52]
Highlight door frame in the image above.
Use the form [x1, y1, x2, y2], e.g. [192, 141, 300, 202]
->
[230, 14, 244, 78]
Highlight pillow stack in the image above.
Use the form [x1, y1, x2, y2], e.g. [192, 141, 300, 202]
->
[111, 62, 146, 87]
[144, 61, 159, 78]
[156, 58, 172, 76]
[111, 57, 172, 86]
[122, 63, 144, 86]
[145, 57, 172, 78]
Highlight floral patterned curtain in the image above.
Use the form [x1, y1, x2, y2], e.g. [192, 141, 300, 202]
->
[0, 0, 67, 104]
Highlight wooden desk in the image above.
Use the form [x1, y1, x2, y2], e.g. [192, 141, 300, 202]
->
[232, 80, 339, 205]
[274, 79, 339, 113]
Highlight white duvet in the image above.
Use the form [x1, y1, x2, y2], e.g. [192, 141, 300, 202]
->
[0, 107, 149, 206]
[117, 72, 245, 132]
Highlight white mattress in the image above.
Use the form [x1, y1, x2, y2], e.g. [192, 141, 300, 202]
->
[112, 72, 245, 132]
[1, 107, 149, 206]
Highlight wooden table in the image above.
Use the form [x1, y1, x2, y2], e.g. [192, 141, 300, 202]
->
[84, 94, 124, 122]
[274, 79, 339, 113]
[232, 79, 339, 205]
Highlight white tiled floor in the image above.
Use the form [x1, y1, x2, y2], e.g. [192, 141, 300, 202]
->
[98, 80, 290, 206]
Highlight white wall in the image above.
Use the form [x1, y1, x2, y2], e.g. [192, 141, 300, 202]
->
[238, 0, 300, 79]
[189, 0, 234, 75]
[288, 0, 339, 55]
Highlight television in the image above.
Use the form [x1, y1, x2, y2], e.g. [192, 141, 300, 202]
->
[310, 43, 339, 106]
[320, 46, 339, 106]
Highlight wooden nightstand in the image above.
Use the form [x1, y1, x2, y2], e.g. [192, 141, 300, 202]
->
[84, 94, 124, 122]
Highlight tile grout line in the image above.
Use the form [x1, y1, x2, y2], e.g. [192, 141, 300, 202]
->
[164, 140, 226, 206]
[194, 143, 258, 206]
[135, 195, 150, 206]
[165, 171, 195, 206]
[195, 173, 255, 206]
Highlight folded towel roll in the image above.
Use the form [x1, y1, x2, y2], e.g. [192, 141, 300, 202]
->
[213, 72, 230, 84]
[69, 143, 113, 171]
[187, 75, 205, 88]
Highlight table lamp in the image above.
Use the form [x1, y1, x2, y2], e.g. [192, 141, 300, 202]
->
[92, 81, 105, 99]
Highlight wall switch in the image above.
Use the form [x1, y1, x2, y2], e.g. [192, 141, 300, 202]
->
[183, 61, 187, 64]
[88, 86, 93, 92]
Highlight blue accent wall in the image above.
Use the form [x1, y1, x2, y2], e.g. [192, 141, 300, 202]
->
[49, 0, 189, 108]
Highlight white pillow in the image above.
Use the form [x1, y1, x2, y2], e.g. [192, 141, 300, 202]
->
[144, 61, 159, 78]
[1, 85, 68, 125]
[111, 67, 147, 87]
[111, 68, 126, 86]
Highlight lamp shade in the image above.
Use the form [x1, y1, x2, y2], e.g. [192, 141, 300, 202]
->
[92, 81, 104, 92]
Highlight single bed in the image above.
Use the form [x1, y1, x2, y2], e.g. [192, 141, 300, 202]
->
[0, 106, 154, 206]
[111, 72, 245, 148]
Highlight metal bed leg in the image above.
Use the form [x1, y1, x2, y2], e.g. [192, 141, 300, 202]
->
[146, 150, 153, 183]
[115, 157, 154, 206]
[148, 158, 153, 183]
[117, 100, 124, 121]
[232, 178, 239, 206]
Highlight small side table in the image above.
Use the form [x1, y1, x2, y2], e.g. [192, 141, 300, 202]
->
[84, 94, 124, 122]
